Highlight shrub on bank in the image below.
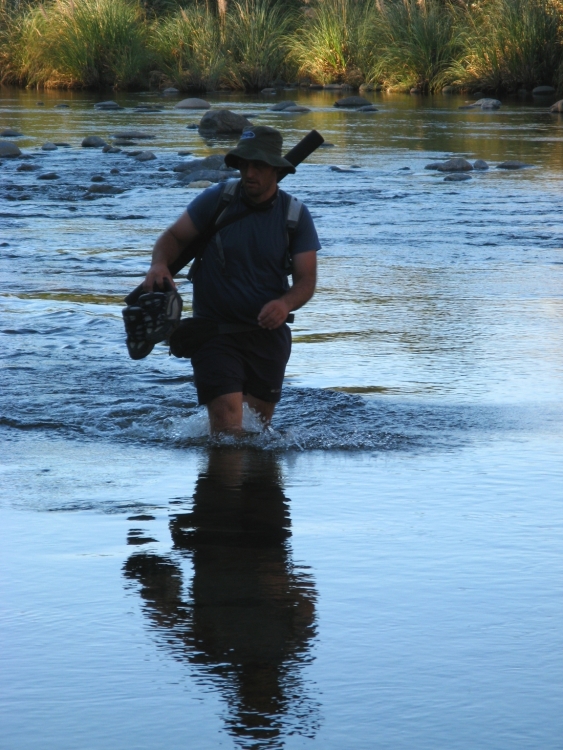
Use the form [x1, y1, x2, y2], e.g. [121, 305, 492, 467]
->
[150, 6, 226, 91]
[2, 0, 149, 88]
[289, 0, 377, 85]
[368, 0, 462, 92]
[449, 0, 563, 92]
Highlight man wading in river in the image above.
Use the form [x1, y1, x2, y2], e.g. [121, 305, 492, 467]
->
[142, 126, 321, 434]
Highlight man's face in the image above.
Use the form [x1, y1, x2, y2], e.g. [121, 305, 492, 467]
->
[238, 159, 278, 202]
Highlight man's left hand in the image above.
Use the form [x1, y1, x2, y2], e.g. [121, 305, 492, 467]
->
[258, 299, 290, 330]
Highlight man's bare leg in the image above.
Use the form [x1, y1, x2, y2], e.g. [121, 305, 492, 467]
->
[245, 394, 275, 426]
[206, 393, 275, 434]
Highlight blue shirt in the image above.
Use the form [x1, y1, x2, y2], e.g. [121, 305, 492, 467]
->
[187, 181, 321, 325]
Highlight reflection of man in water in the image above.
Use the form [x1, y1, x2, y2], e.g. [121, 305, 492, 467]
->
[124, 449, 318, 747]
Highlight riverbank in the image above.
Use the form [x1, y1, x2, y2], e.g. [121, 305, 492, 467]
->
[1, 0, 563, 95]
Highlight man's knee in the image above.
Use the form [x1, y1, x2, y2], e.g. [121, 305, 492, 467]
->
[207, 392, 243, 433]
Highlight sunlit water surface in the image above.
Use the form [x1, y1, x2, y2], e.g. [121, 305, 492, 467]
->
[1, 88, 562, 749]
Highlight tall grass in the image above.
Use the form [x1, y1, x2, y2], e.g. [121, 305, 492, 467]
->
[150, 6, 226, 91]
[369, 0, 462, 92]
[224, 0, 295, 89]
[288, 0, 377, 85]
[8, 0, 150, 88]
[449, 0, 563, 92]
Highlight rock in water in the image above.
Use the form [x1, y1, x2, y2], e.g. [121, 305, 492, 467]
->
[357, 105, 378, 112]
[133, 151, 156, 161]
[334, 96, 371, 108]
[0, 141, 22, 157]
[17, 162, 39, 171]
[162, 87, 179, 95]
[282, 105, 311, 113]
[87, 184, 125, 194]
[436, 158, 474, 172]
[91, 175, 105, 182]
[54, 104, 70, 108]
[198, 109, 252, 136]
[179, 169, 233, 184]
[473, 159, 489, 170]
[82, 136, 108, 148]
[173, 154, 227, 173]
[1, 129, 23, 137]
[549, 99, 563, 113]
[459, 98, 502, 110]
[532, 86, 555, 96]
[175, 98, 211, 109]
[94, 101, 122, 110]
[269, 100, 296, 111]
[111, 131, 155, 140]
[261, 88, 276, 94]
[41, 142, 58, 151]
[38, 172, 59, 180]
[444, 173, 472, 182]
[496, 161, 532, 169]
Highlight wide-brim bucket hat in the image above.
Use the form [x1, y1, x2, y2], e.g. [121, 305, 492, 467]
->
[224, 126, 296, 174]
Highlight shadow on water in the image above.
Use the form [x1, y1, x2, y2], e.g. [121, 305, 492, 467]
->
[123, 448, 319, 749]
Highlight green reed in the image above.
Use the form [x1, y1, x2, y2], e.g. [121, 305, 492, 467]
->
[223, 0, 295, 90]
[368, 0, 462, 92]
[449, 0, 563, 92]
[288, 0, 377, 86]
[10, 0, 150, 89]
[150, 6, 226, 91]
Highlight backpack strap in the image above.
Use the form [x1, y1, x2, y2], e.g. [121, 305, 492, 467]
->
[284, 193, 303, 275]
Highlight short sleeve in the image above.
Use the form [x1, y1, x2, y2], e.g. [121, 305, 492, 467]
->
[291, 204, 321, 256]
[186, 182, 225, 233]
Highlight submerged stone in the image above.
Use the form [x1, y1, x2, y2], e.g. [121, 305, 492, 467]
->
[459, 98, 501, 110]
[87, 184, 125, 194]
[112, 131, 155, 140]
[0, 141, 22, 157]
[334, 96, 371, 108]
[496, 160, 532, 169]
[269, 101, 296, 111]
[94, 101, 122, 110]
[444, 173, 472, 182]
[38, 172, 59, 180]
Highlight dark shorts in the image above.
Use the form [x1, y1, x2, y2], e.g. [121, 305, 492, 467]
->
[191, 325, 292, 406]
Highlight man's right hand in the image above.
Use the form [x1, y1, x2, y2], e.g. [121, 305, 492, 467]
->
[142, 262, 176, 291]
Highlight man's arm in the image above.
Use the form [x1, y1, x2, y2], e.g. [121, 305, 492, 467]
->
[257, 250, 317, 330]
[143, 211, 200, 290]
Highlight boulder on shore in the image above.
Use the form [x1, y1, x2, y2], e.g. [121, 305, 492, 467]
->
[459, 98, 501, 110]
[175, 98, 211, 109]
[496, 160, 532, 169]
[94, 101, 122, 110]
[549, 99, 563, 113]
[198, 109, 252, 136]
[0, 141, 22, 157]
[334, 96, 371, 108]
[82, 136, 108, 148]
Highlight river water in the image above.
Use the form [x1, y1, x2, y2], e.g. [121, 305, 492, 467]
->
[1, 88, 562, 749]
